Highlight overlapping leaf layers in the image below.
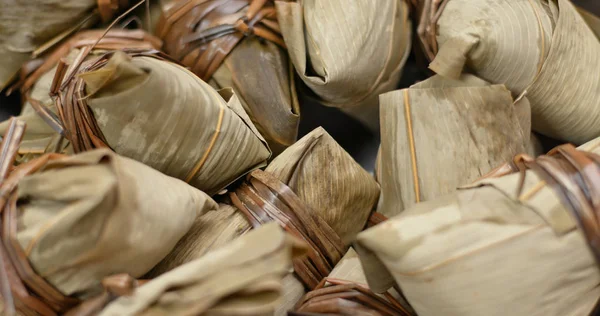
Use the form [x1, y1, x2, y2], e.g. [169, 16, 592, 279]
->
[147, 128, 380, 314]
[276, 0, 412, 130]
[3, 39, 271, 195]
[416, 0, 600, 144]
[356, 137, 600, 316]
[98, 224, 306, 316]
[377, 74, 529, 217]
[156, 0, 299, 154]
[0, 119, 218, 316]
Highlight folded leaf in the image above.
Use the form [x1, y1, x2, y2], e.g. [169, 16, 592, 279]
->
[54, 50, 271, 195]
[98, 223, 306, 316]
[355, 139, 600, 316]
[276, 0, 411, 129]
[1, 148, 217, 314]
[0, 29, 162, 163]
[266, 127, 380, 244]
[427, 0, 600, 144]
[378, 75, 528, 217]
[157, 0, 300, 154]
[145, 203, 250, 277]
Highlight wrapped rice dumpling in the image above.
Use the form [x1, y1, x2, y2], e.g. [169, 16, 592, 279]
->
[265, 127, 380, 244]
[0, 120, 218, 315]
[98, 223, 306, 316]
[420, 0, 600, 144]
[0, 29, 162, 164]
[146, 127, 379, 314]
[276, 0, 411, 130]
[149, 127, 378, 275]
[354, 138, 600, 316]
[156, 0, 300, 154]
[17, 49, 271, 195]
[0, 0, 130, 90]
[378, 74, 528, 217]
[293, 248, 415, 316]
[18, 29, 162, 115]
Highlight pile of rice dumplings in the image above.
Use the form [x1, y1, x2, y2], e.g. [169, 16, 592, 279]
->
[1, 0, 600, 315]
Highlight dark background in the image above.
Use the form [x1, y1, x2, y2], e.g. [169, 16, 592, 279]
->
[0, 0, 598, 171]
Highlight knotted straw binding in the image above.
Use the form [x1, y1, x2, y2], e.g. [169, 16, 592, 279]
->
[12, 29, 162, 143]
[518, 145, 600, 316]
[230, 169, 346, 290]
[46, 49, 172, 154]
[0, 121, 148, 316]
[20, 30, 162, 95]
[156, 0, 287, 81]
[481, 144, 600, 261]
[0, 119, 76, 316]
[478, 144, 600, 315]
[292, 278, 413, 316]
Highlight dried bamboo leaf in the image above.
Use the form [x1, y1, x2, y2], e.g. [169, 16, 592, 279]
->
[266, 127, 380, 244]
[2, 149, 217, 313]
[53, 50, 270, 195]
[276, 0, 411, 128]
[428, 0, 600, 144]
[210, 38, 300, 154]
[147, 204, 307, 316]
[378, 75, 528, 217]
[98, 223, 306, 316]
[0, 29, 162, 165]
[144, 127, 377, 314]
[19, 29, 161, 115]
[157, 0, 300, 154]
[355, 140, 600, 316]
[0, 0, 129, 90]
[145, 203, 250, 277]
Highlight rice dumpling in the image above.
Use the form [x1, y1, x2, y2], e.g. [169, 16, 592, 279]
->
[265, 127, 380, 244]
[0, 121, 217, 314]
[156, 0, 300, 154]
[276, 0, 411, 130]
[0, 29, 162, 166]
[16, 49, 270, 195]
[0, 0, 130, 90]
[378, 74, 528, 217]
[98, 223, 307, 316]
[149, 127, 378, 275]
[19, 29, 162, 114]
[146, 127, 379, 314]
[355, 138, 600, 316]
[420, 0, 600, 144]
